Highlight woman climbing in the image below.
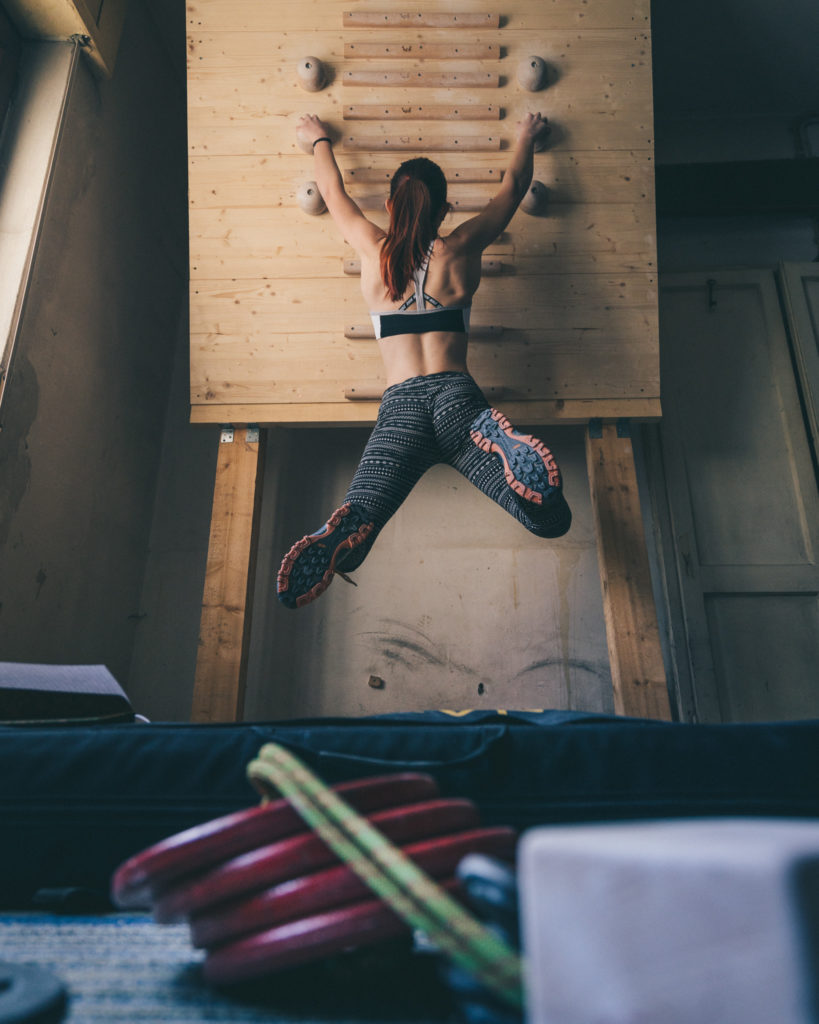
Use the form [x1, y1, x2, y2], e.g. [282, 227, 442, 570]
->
[277, 112, 572, 609]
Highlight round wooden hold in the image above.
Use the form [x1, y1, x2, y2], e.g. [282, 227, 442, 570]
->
[297, 56, 326, 92]
[517, 56, 548, 92]
[298, 181, 326, 215]
[533, 118, 551, 152]
[521, 180, 548, 215]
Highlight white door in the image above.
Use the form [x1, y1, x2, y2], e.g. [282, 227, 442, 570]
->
[657, 270, 819, 722]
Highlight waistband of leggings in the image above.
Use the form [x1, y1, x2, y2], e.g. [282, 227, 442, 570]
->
[380, 370, 475, 401]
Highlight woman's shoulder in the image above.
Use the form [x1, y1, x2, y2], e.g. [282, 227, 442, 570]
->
[434, 232, 481, 263]
[437, 225, 480, 255]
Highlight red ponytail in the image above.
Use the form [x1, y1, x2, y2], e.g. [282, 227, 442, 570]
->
[379, 177, 435, 302]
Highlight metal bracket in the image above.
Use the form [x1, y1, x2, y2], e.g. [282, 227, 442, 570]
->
[246, 425, 260, 443]
[220, 426, 234, 444]
[616, 418, 631, 438]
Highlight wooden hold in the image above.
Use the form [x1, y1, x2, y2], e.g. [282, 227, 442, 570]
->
[296, 56, 326, 92]
[344, 104, 499, 121]
[297, 180, 326, 215]
[343, 70, 499, 88]
[345, 386, 384, 400]
[345, 41, 498, 60]
[533, 119, 551, 152]
[343, 12, 500, 29]
[191, 428, 266, 723]
[585, 423, 672, 720]
[344, 135, 500, 152]
[521, 180, 548, 214]
[517, 56, 549, 92]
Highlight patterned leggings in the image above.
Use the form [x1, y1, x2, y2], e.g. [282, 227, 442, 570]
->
[343, 372, 571, 563]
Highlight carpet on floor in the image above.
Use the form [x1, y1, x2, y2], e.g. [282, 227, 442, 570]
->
[0, 913, 455, 1023]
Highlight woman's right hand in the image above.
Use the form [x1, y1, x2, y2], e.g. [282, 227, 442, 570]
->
[297, 113, 331, 150]
[516, 112, 549, 145]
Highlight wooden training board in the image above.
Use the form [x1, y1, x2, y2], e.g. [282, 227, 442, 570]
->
[187, 0, 659, 426]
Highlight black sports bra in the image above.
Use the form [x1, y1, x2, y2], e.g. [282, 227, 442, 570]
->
[369, 243, 472, 340]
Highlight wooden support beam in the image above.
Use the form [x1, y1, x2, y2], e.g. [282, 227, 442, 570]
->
[586, 422, 672, 720]
[191, 427, 266, 723]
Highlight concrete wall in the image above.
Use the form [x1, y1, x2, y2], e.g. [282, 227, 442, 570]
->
[0, 4, 187, 688]
[242, 423, 615, 721]
[128, 413, 619, 721]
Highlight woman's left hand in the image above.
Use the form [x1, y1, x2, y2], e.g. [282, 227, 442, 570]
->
[297, 114, 331, 149]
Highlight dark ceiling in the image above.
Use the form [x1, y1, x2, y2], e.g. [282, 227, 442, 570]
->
[651, 0, 819, 119]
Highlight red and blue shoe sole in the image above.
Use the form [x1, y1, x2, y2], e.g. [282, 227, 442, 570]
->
[470, 408, 561, 505]
[277, 503, 375, 609]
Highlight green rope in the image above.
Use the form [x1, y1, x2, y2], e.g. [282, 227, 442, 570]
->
[247, 743, 523, 1010]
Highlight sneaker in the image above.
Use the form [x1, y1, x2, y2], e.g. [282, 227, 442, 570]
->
[277, 503, 375, 609]
[470, 408, 561, 505]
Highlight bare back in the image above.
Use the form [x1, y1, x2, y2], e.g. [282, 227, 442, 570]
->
[301, 113, 543, 387]
[358, 231, 484, 387]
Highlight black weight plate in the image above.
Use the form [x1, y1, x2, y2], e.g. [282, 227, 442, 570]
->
[0, 962, 67, 1024]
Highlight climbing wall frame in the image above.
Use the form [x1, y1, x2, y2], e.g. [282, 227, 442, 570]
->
[188, 0, 658, 426]
[186, 0, 670, 721]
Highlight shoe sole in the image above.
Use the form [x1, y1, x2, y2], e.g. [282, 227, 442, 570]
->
[277, 504, 374, 609]
[470, 408, 561, 505]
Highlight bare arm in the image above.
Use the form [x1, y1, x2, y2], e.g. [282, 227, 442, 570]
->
[296, 114, 383, 252]
[448, 113, 547, 253]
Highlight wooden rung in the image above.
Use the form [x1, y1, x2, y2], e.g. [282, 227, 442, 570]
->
[344, 135, 500, 152]
[343, 12, 500, 29]
[345, 41, 498, 60]
[345, 323, 504, 339]
[353, 194, 488, 212]
[343, 70, 499, 88]
[344, 256, 502, 275]
[345, 386, 384, 400]
[347, 167, 503, 184]
[344, 104, 499, 121]
[344, 383, 508, 401]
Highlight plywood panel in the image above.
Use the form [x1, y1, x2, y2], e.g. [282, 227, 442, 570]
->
[189, 202, 657, 279]
[190, 319, 658, 408]
[187, 0, 649, 33]
[188, 0, 658, 424]
[189, 152, 654, 210]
